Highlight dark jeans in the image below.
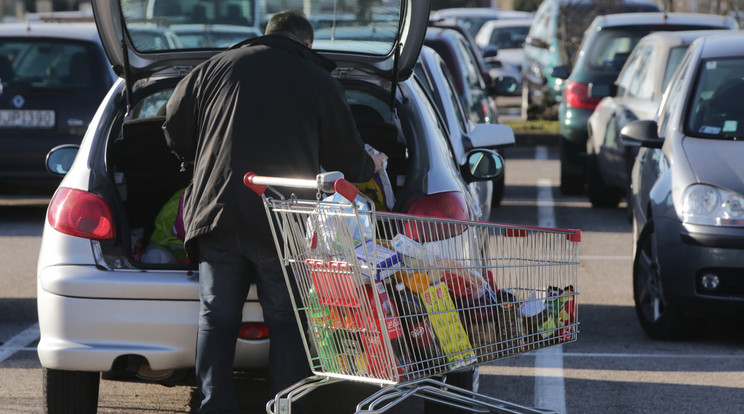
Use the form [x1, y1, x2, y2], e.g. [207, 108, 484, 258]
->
[196, 232, 309, 414]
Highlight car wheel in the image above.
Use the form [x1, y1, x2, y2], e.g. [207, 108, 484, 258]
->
[559, 138, 584, 195]
[43, 368, 100, 414]
[586, 144, 622, 208]
[633, 222, 687, 340]
[520, 84, 539, 121]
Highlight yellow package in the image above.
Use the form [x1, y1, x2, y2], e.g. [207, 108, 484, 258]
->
[419, 282, 476, 369]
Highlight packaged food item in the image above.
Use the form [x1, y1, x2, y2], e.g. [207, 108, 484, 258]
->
[458, 291, 523, 362]
[548, 285, 577, 342]
[419, 282, 476, 369]
[395, 270, 431, 293]
[354, 240, 404, 282]
[431, 258, 489, 298]
[390, 234, 441, 268]
[388, 280, 445, 377]
[360, 282, 412, 381]
[307, 191, 374, 255]
[306, 259, 360, 307]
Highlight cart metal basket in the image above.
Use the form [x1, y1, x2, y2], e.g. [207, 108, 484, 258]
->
[245, 172, 580, 414]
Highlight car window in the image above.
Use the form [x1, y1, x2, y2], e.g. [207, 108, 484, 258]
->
[615, 44, 643, 97]
[587, 28, 649, 72]
[627, 45, 654, 99]
[658, 51, 693, 137]
[439, 61, 470, 133]
[662, 46, 689, 93]
[528, 2, 552, 42]
[0, 39, 105, 90]
[687, 57, 744, 139]
[132, 89, 174, 119]
[489, 26, 529, 49]
[455, 38, 482, 90]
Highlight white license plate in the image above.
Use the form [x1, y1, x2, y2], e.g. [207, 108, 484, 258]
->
[0, 109, 55, 128]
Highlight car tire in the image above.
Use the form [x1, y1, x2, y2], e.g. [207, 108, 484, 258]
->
[43, 368, 100, 414]
[633, 222, 689, 340]
[559, 138, 585, 195]
[586, 144, 623, 207]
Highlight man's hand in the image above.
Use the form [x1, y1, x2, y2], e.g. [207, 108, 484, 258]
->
[368, 149, 387, 173]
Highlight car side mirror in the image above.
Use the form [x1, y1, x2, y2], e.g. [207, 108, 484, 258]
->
[619, 120, 662, 148]
[489, 76, 518, 96]
[482, 45, 499, 59]
[551, 65, 571, 80]
[46, 144, 80, 176]
[462, 149, 505, 182]
[526, 36, 548, 49]
[589, 83, 616, 98]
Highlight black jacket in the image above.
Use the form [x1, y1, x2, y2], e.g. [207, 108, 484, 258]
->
[163, 34, 375, 258]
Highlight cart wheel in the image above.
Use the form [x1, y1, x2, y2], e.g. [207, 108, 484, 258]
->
[423, 368, 475, 414]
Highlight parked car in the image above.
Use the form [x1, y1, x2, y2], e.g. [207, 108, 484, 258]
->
[169, 24, 261, 48]
[38, 1, 507, 411]
[0, 22, 116, 194]
[428, 18, 495, 95]
[415, 46, 516, 220]
[521, 0, 661, 121]
[620, 32, 744, 339]
[424, 26, 507, 205]
[556, 12, 739, 195]
[430, 7, 533, 38]
[586, 30, 731, 208]
[475, 18, 532, 96]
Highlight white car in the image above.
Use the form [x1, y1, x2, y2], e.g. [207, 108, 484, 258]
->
[37, 0, 511, 412]
[475, 18, 532, 97]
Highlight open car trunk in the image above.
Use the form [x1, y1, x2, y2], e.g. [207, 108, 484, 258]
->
[107, 84, 414, 269]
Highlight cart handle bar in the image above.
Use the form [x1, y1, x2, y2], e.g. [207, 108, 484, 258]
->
[244, 171, 359, 203]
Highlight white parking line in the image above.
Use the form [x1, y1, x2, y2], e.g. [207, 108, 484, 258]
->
[0, 323, 40, 364]
[534, 146, 567, 414]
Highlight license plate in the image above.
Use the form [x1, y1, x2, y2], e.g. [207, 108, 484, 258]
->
[0, 109, 55, 128]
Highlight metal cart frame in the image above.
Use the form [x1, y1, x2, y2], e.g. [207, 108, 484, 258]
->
[244, 172, 580, 414]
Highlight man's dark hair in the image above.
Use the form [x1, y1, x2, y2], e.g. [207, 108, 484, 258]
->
[265, 10, 314, 46]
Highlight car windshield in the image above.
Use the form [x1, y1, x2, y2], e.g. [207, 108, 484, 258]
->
[687, 57, 744, 139]
[586, 27, 655, 72]
[121, 0, 403, 55]
[488, 26, 529, 49]
[0, 38, 104, 90]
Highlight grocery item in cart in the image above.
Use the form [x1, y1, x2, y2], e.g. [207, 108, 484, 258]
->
[308, 191, 374, 254]
[420, 282, 476, 369]
[431, 258, 490, 298]
[389, 280, 445, 377]
[360, 282, 413, 380]
[460, 290, 524, 362]
[354, 240, 405, 282]
[390, 233, 441, 267]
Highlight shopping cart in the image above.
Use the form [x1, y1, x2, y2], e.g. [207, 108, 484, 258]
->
[244, 171, 581, 414]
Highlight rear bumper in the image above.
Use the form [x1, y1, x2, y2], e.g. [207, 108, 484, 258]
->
[37, 269, 269, 372]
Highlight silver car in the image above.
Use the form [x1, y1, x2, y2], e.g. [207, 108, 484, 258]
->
[620, 32, 744, 339]
[38, 0, 508, 411]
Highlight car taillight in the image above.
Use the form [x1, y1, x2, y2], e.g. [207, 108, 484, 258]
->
[238, 323, 269, 340]
[564, 81, 602, 110]
[405, 192, 469, 242]
[47, 187, 115, 240]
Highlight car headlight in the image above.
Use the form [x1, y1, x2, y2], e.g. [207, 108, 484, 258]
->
[681, 184, 744, 226]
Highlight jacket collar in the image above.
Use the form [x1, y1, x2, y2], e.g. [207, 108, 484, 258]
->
[235, 34, 337, 72]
